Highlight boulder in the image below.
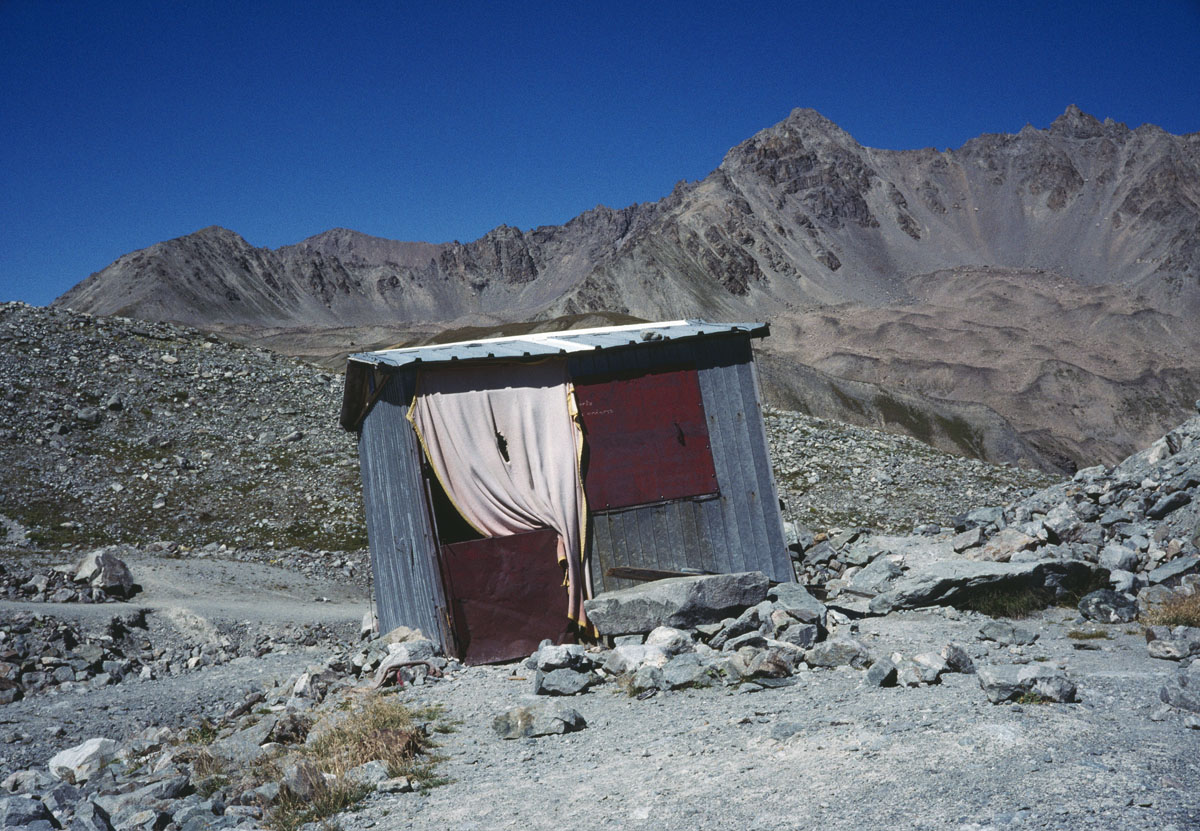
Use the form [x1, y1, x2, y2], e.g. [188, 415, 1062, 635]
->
[1146, 626, 1200, 661]
[970, 528, 1037, 563]
[71, 800, 115, 831]
[532, 668, 597, 696]
[940, 643, 976, 674]
[1148, 556, 1200, 586]
[863, 658, 898, 687]
[1019, 666, 1079, 703]
[583, 572, 770, 635]
[0, 795, 56, 828]
[644, 626, 694, 656]
[1077, 589, 1138, 623]
[845, 558, 904, 596]
[74, 549, 134, 598]
[48, 737, 119, 783]
[977, 665, 1025, 703]
[804, 638, 871, 669]
[493, 701, 586, 739]
[1147, 491, 1192, 520]
[951, 527, 984, 552]
[1098, 544, 1139, 573]
[660, 653, 715, 689]
[767, 583, 827, 627]
[530, 643, 593, 672]
[978, 664, 1077, 703]
[870, 559, 1099, 614]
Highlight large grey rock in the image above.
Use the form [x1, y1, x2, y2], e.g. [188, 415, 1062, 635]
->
[48, 737, 118, 783]
[0, 796, 56, 828]
[1019, 666, 1079, 703]
[660, 653, 715, 689]
[1160, 682, 1200, 713]
[583, 572, 770, 635]
[70, 800, 115, 831]
[1078, 589, 1138, 623]
[532, 668, 597, 696]
[804, 638, 871, 669]
[530, 643, 592, 672]
[845, 557, 904, 596]
[74, 549, 134, 598]
[767, 583, 827, 627]
[970, 528, 1037, 562]
[1146, 626, 1200, 660]
[978, 664, 1077, 703]
[977, 665, 1025, 703]
[1098, 544, 1139, 573]
[1147, 491, 1192, 520]
[494, 701, 586, 739]
[870, 559, 1099, 614]
[940, 643, 976, 674]
[209, 715, 279, 764]
[601, 643, 669, 674]
[1042, 503, 1082, 543]
[777, 622, 820, 649]
[951, 527, 984, 552]
[1148, 556, 1200, 586]
[863, 658, 898, 687]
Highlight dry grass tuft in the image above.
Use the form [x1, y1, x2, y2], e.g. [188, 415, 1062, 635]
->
[1067, 629, 1110, 640]
[1143, 591, 1200, 627]
[262, 696, 444, 831]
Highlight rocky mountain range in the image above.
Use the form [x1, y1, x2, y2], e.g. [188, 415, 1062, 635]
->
[55, 106, 1200, 471]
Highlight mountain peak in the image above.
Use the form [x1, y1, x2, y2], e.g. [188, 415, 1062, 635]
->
[1049, 105, 1105, 138]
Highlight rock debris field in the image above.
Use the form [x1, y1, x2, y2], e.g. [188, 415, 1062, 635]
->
[1, 301, 1199, 831]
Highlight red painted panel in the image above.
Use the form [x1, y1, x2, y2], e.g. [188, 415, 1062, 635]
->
[576, 367, 718, 510]
[440, 527, 571, 665]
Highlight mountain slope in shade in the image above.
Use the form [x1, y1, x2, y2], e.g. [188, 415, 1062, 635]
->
[55, 107, 1200, 470]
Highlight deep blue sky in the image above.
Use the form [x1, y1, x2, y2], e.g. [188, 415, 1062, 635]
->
[3, 0, 1199, 306]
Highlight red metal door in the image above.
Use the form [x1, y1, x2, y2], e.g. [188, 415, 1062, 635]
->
[575, 366, 718, 510]
[439, 527, 571, 665]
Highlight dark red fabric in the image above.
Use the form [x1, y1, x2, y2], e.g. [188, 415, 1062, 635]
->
[575, 367, 718, 510]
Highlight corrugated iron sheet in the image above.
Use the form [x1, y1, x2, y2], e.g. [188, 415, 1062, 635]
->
[357, 369, 452, 652]
[348, 320, 768, 370]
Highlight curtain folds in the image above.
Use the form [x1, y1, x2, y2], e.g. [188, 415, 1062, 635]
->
[407, 360, 591, 628]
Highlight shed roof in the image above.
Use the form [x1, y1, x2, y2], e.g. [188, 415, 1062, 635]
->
[340, 319, 768, 430]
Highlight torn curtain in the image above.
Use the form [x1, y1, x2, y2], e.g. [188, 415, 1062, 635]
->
[407, 360, 592, 628]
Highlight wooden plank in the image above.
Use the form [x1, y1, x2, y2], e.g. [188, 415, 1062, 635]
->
[606, 566, 712, 581]
[695, 345, 752, 574]
[737, 354, 793, 581]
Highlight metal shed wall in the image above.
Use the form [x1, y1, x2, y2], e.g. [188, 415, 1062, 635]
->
[568, 334, 793, 593]
[358, 369, 451, 651]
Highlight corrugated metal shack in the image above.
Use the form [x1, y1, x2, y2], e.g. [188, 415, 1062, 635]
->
[340, 320, 792, 663]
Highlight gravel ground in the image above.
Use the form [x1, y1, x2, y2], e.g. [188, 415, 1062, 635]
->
[344, 610, 1199, 831]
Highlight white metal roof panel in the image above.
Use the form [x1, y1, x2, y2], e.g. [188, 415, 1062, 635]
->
[347, 319, 768, 370]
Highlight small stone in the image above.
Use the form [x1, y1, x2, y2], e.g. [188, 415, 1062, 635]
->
[978, 621, 1038, 646]
[493, 701, 586, 739]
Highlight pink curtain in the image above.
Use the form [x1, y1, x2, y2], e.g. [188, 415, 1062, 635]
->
[407, 360, 592, 628]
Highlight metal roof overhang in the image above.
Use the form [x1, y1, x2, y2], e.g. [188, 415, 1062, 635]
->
[339, 319, 769, 431]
